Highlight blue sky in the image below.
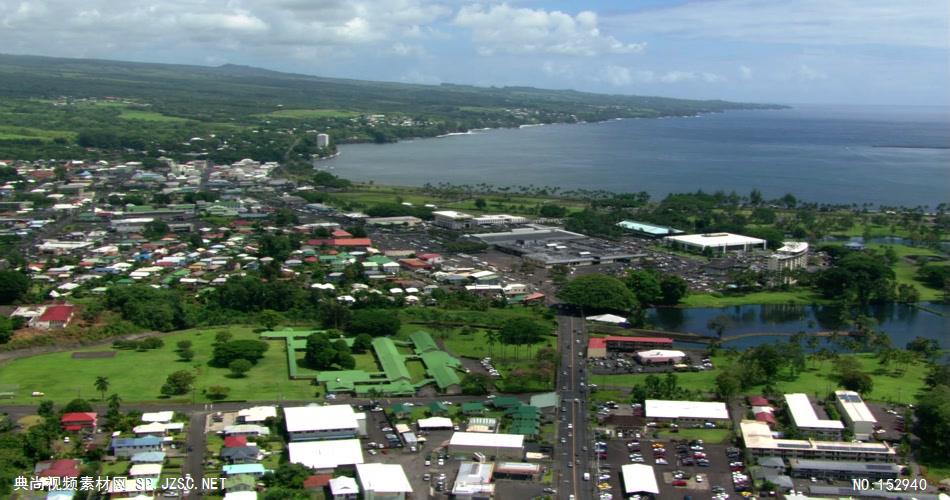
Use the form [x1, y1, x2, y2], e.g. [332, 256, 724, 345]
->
[1, 0, 947, 105]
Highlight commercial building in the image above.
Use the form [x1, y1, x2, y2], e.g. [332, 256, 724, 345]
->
[355, 463, 413, 500]
[784, 394, 844, 439]
[617, 220, 684, 238]
[645, 400, 729, 424]
[664, 232, 767, 253]
[316, 133, 330, 148]
[621, 464, 660, 495]
[788, 459, 901, 481]
[740, 420, 896, 462]
[636, 349, 688, 364]
[587, 335, 674, 359]
[433, 210, 474, 229]
[472, 214, 528, 226]
[834, 390, 878, 441]
[448, 432, 525, 460]
[768, 242, 809, 272]
[452, 461, 495, 499]
[365, 216, 423, 227]
[288, 439, 364, 471]
[283, 405, 366, 441]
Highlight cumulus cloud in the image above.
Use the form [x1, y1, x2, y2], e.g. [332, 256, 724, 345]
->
[0, 0, 452, 56]
[595, 66, 723, 86]
[454, 3, 645, 56]
[619, 0, 949, 49]
[739, 65, 753, 80]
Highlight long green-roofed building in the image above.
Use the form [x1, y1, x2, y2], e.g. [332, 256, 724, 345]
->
[372, 337, 411, 382]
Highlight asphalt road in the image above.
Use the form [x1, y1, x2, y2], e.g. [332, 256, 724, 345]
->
[557, 314, 592, 500]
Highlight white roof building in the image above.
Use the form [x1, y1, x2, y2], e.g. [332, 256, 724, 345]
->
[452, 461, 495, 497]
[645, 400, 729, 420]
[784, 394, 845, 431]
[356, 463, 413, 497]
[449, 432, 524, 449]
[834, 390, 877, 440]
[621, 464, 659, 495]
[223, 492, 258, 500]
[287, 439, 364, 470]
[636, 349, 687, 363]
[330, 476, 360, 497]
[586, 313, 628, 324]
[238, 406, 277, 423]
[129, 463, 163, 477]
[141, 411, 175, 423]
[417, 417, 454, 429]
[664, 232, 767, 253]
[740, 420, 895, 461]
[283, 404, 361, 436]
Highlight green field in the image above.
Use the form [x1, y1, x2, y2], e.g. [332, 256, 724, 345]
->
[868, 243, 948, 301]
[656, 428, 733, 444]
[118, 109, 190, 122]
[263, 108, 358, 119]
[0, 125, 75, 142]
[595, 353, 929, 403]
[0, 326, 321, 404]
[680, 289, 830, 308]
[330, 185, 588, 216]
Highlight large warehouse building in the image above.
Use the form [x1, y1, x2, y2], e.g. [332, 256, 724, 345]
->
[664, 232, 767, 253]
[788, 459, 901, 481]
[283, 405, 366, 441]
[587, 335, 674, 358]
[448, 432, 525, 460]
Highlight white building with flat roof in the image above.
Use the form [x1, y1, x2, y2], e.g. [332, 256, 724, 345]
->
[449, 432, 524, 460]
[433, 210, 474, 229]
[645, 400, 729, 423]
[283, 405, 365, 441]
[664, 232, 767, 253]
[238, 406, 277, 424]
[784, 394, 844, 439]
[621, 464, 659, 495]
[834, 390, 877, 441]
[769, 241, 809, 272]
[288, 439, 364, 471]
[356, 463, 413, 500]
[740, 420, 895, 462]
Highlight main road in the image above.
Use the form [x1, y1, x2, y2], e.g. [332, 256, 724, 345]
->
[557, 313, 592, 500]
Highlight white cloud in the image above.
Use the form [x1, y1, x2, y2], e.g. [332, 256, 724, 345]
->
[618, 0, 949, 48]
[455, 3, 645, 56]
[796, 64, 828, 81]
[602, 65, 632, 86]
[739, 65, 753, 80]
[594, 66, 722, 86]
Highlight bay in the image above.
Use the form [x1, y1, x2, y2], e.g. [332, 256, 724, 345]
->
[326, 105, 950, 207]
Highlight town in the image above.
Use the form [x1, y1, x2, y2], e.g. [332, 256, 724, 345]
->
[0, 150, 947, 500]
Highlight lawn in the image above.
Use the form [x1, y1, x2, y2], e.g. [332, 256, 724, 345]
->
[0, 326, 321, 404]
[656, 428, 733, 444]
[0, 125, 75, 142]
[405, 360, 428, 383]
[400, 307, 556, 332]
[118, 109, 190, 122]
[920, 461, 950, 482]
[681, 289, 830, 308]
[596, 353, 929, 404]
[867, 243, 948, 302]
[330, 184, 587, 216]
[352, 352, 380, 372]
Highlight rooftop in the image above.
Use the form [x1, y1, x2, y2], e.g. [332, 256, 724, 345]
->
[356, 463, 413, 494]
[645, 400, 729, 420]
[288, 439, 364, 470]
[785, 394, 845, 430]
[283, 405, 359, 433]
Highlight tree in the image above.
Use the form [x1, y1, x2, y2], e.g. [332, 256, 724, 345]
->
[707, 315, 732, 338]
[62, 399, 93, 413]
[461, 373, 492, 395]
[346, 309, 400, 337]
[914, 384, 950, 461]
[658, 274, 688, 305]
[498, 318, 548, 358]
[351, 333, 373, 354]
[336, 352, 356, 369]
[259, 309, 281, 331]
[815, 252, 894, 305]
[228, 359, 253, 378]
[625, 270, 662, 305]
[94, 376, 110, 401]
[319, 301, 352, 330]
[37, 400, 55, 418]
[176, 340, 193, 351]
[143, 220, 170, 240]
[474, 198, 487, 209]
[0, 270, 29, 304]
[839, 369, 873, 395]
[211, 340, 269, 367]
[205, 385, 231, 401]
[179, 347, 195, 362]
[557, 274, 636, 312]
[715, 370, 741, 400]
[214, 331, 233, 344]
[161, 370, 196, 396]
[539, 204, 567, 218]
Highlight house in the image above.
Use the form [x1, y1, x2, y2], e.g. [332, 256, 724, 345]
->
[330, 476, 360, 500]
[61, 412, 96, 432]
[448, 432, 525, 460]
[222, 463, 266, 477]
[34, 304, 75, 329]
[452, 461, 495, 499]
[238, 406, 277, 424]
[130, 451, 166, 463]
[224, 474, 257, 493]
[356, 463, 413, 500]
[221, 445, 261, 464]
[223, 424, 270, 437]
[34, 459, 81, 480]
[303, 474, 333, 491]
[111, 436, 163, 457]
[223, 436, 249, 448]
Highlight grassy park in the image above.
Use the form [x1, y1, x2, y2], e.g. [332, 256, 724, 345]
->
[0, 326, 320, 404]
[595, 352, 930, 404]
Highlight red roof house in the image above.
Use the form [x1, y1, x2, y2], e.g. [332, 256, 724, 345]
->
[303, 474, 333, 490]
[35, 304, 75, 330]
[331, 229, 353, 238]
[223, 436, 248, 448]
[755, 411, 777, 426]
[747, 396, 770, 407]
[34, 459, 81, 479]
[61, 412, 97, 432]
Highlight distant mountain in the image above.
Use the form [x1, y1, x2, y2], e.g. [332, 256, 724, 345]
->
[0, 53, 782, 121]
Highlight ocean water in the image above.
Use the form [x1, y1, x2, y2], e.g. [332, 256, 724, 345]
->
[325, 105, 950, 207]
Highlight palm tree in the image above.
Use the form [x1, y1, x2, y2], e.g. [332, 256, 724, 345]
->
[486, 330, 499, 359]
[94, 376, 110, 402]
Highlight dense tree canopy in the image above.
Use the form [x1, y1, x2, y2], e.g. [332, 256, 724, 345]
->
[0, 270, 29, 305]
[557, 274, 636, 312]
[345, 309, 400, 337]
[210, 340, 269, 367]
[814, 251, 895, 304]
